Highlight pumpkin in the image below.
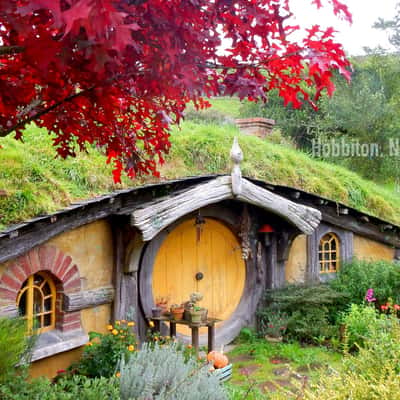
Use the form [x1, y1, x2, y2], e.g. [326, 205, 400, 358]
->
[207, 351, 229, 369]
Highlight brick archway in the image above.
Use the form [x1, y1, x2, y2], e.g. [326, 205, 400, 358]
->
[0, 245, 82, 332]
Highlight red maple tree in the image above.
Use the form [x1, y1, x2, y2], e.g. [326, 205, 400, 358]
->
[0, 0, 351, 182]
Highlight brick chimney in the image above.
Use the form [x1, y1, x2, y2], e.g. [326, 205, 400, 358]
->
[235, 117, 275, 139]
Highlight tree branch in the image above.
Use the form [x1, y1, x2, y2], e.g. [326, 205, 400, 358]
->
[0, 86, 96, 138]
[0, 45, 25, 56]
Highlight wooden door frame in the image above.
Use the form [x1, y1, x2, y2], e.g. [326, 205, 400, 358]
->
[138, 204, 265, 346]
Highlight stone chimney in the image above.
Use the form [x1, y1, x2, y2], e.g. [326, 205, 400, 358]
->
[235, 117, 275, 139]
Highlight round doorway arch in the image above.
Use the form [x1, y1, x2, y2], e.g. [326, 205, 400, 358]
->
[139, 211, 261, 345]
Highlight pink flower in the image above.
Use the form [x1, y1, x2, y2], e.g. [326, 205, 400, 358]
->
[365, 288, 376, 303]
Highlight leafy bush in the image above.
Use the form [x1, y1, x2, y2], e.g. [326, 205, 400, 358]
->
[235, 327, 258, 343]
[0, 373, 119, 400]
[119, 343, 227, 400]
[258, 284, 348, 343]
[330, 259, 400, 305]
[71, 320, 137, 378]
[258, 310, 288, 338]
[271, 313, 400, 400]
[341, 303, 388, 351]
[0, 317, 31, 383]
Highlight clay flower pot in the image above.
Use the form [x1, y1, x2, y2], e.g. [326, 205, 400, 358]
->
[152, 307, 162, 318]
[156, 303, 169, 315]
[170, 306, 184, 320]
[190, 308, 204, 324]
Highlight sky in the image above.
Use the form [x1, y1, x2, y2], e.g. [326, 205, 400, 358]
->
[290, 0, 398, 55]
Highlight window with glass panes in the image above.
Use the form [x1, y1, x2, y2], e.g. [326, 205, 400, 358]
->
[318, 233, 340, 273]
[17, 272, 56, 333]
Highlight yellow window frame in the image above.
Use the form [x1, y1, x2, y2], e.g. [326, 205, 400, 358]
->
[318, 233, 340, 273]
[16, 271, 56, 334]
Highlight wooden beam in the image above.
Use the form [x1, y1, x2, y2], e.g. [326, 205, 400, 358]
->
[321, 208, 400, 247]
[237, 179, 321, 235]
[131, 176, 321, 240]
[63, 286, 114, 312]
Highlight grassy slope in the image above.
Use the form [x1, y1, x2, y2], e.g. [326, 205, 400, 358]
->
[1, 98, 400, 230]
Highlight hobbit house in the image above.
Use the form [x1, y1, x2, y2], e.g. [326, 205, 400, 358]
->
[0, 138, 399, 377]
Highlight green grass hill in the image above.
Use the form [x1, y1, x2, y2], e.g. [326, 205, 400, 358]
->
[1, 98, 400, 230]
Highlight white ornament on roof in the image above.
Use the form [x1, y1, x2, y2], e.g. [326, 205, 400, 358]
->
[230, 136, 243, 197]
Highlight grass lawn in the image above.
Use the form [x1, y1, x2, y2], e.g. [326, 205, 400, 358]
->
[225, 339, 342, 399]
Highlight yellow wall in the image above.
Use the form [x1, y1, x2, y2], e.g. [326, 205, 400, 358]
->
[353, 235, 395, 262]
[285, 234, 307, 283]
[46, 220, 114, 291]
[0, 220, 114, 378]
[30, 348, 83, 379]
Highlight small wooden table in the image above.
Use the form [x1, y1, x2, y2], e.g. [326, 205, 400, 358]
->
[149, 315, 220, 354]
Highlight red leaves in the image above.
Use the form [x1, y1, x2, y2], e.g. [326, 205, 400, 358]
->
[0, 0, 352, 182]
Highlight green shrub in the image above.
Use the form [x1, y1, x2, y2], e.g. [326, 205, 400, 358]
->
[271, 313, 400, 400]
[235, 327, 258, 343]
[119, 343, 227, 400]
[341, 303, 388, 351]
[330, 259, 400, 305]
[71, 320, 137, 378]
[0, 317, 31, 383]
[0, 373, 119, 400]
[258, 284, 348, 343]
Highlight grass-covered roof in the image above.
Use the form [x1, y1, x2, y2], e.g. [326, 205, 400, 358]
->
[1, 98, 400, 230]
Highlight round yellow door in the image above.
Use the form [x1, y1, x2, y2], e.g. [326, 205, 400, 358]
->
[152, 218, 246, 335]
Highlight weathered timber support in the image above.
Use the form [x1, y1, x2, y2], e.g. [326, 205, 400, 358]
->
[112, 219, 124, 322]
[63, 286, 114, 312]
[131, 176, 321, 241]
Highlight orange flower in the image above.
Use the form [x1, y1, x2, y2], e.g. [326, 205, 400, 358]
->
[86, 342, 93, 346]
[106, 324, 113, 331]
[112, 329, 119, 335]
[127, 321, 135, 327]
[115, 372, 121, 378]
[149, 321, 155, 328]
[128, 345, 134, 351]
[121, 319, 127, 324]
[187, 344, 192, 349]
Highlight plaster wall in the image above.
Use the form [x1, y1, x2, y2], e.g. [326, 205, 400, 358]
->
[353, 235, 394, 262]
[285, 234, 307, 283]
[45, 220, 114, 290]
[29, 304, 112, 378]
[0, 220, 115, 378]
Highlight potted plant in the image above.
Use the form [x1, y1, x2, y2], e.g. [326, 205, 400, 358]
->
[190, 306, 205, 324]
[155, 296, 169, 315]
[184, 292, 206, 321]
[261, 311, 288, 342]
[170, 304, 185, 320]
[151, 306, 162, 318]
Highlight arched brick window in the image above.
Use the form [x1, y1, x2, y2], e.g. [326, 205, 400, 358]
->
[0, 245, 87, 361]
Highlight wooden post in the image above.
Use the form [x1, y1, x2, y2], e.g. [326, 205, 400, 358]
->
[170, 321, 177, 338]
[191, 326, 199, 354]
[154, 319, 161, 333]
[112, 219, 124, 321]
[208, 323, 215, 353]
